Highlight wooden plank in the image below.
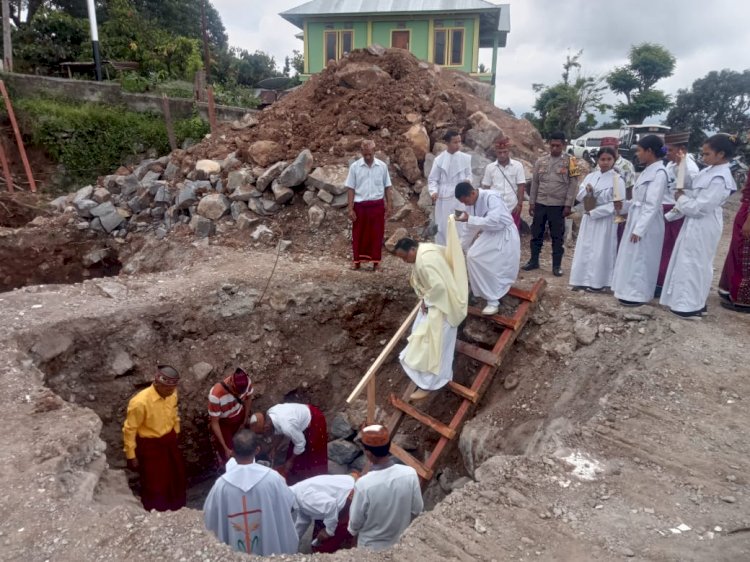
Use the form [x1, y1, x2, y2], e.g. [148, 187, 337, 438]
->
[456, 340, 500, 367]
[467, 306, 520, 330]
[509, 285, 539, 302]
[390, 442, 433, 480]
[346, 303, 420, 404]
[385, 382, 415, 437]
[0, 140, 12, 193]
[366, 377, 376, 425]
[0, 80, 36, 193]
[447, 381, 479, 403]
[390, 395, 456, 440]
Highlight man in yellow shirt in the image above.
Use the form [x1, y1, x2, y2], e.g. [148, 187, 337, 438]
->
[122, 365, 186, 511]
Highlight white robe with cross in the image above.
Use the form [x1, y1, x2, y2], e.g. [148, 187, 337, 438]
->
[203, 462, 298, 556]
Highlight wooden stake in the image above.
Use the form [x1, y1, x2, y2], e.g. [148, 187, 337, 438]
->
[346, 302, 420, 405]
[0, 80, 36, 193]
[162, 94, 177, 151]
[207, 86, 218, 134]
[366, 377, 376, 425]
[0, 139, 12, 192]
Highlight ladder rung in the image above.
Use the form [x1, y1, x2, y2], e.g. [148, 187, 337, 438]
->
[456, 340, 501, 367]
[390, 395, 456, 440]
[447, 381, 479, 403]
[467, 306, 520, 330]
[390, 442, 433, 480]
[509, 286, 538, 302]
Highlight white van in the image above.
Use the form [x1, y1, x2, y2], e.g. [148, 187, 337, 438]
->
[566, 129, 621, 162]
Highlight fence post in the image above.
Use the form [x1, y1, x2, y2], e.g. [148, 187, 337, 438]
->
[0, 80, 36, 193]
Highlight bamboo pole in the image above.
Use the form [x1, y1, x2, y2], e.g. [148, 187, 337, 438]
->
[0, 80, 36, 193]
[366, 377, 376, 424]
[346, 303, 420, 405]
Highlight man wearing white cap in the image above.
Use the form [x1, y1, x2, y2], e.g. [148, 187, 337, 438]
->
[348, 425, 423, 551]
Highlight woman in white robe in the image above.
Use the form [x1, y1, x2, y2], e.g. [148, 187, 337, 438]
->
[660, 134, 738, 317]
[611, 135, 669, 306]
[455, 183, 520, 315]
[569, 147, 620, 291]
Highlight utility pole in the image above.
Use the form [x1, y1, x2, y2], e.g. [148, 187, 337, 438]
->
[201, 0, 211, 84]
[85, 0, 102, 81]
[2, 0, 12, 72]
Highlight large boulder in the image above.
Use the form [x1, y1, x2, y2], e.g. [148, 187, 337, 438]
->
[423, 153, 436, 180]
[195, 159, 221, 180]
[230, 184, 261, 202]
[385, 227, 409, 252]
[271, 181, 294, 204]
[403, 123, 430, 161]
[277, 149, 314, 188]
[256, 161, 288, 192]
[395, 147, 421, 184]
[308, 205, 325, 229]
[247, 140, 284, 167]
[189, 215, 215, 238]
[336, 63, 391, 90]
[175, 183, 198, 210]
[327, 439, 362, 465]
[306, 165, 350, 196]
[226, 169, 254, 192]
[197, 193, 231, 220]
[464, 111, 504, 156]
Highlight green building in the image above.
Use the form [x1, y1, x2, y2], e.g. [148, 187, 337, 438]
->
[280, 0, 510, 87]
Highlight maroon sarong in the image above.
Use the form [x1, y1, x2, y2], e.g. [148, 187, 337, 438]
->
[719, 197, 750, 304]
[352, 199, 385, 265]
[511, 208, 522, 230]
[312, 498, 355, 554]
[212, 406, 246, 466]
[136, 430, 186, 511]
[616, 221, 625, 249]
[657, 204, 685, 287]
[286, 405, 328, 485]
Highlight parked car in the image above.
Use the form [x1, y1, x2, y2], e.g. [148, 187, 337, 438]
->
[567, 129, 621, 164]
[617, 124, 671, 171]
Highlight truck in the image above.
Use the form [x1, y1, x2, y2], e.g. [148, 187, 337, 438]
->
[617, 124, 671, 170]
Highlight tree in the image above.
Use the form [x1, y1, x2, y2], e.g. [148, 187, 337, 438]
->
[606, 43, 676, 124]
[528, 52, 609, 139]
[290, 49, 303, 75]
[666, 69, 750, 151]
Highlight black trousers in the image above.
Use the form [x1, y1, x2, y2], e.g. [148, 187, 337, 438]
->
[529, 203, 565, 266]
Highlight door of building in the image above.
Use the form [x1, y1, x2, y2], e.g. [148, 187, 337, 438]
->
[391, 30, 410, 51]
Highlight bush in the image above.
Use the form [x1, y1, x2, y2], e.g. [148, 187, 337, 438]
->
[14, 97, 209, 189]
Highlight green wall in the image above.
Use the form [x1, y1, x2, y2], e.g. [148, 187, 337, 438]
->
[304, 16, 478, 75]
[371, 20, 429, 61]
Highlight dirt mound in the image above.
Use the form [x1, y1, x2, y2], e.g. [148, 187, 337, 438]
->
[194, 46, 544, 169]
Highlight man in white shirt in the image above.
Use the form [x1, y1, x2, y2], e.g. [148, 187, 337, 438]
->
[428, 130, 472, 245]
[347, 425, 423, 551]
[290, 473, 357, 553]
[345, 140, 393, 271]
[455, 182, 520, 316]
[203, 429, 298, 556]
[249, 402, 328, 485]
[481, 136, 526, 229]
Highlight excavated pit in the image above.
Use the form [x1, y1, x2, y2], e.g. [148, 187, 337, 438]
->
[33, 280, 426, 508]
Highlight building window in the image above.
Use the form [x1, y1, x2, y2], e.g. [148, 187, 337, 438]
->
[433, 27, 464, 66]
[391, 30, 410, 51]
[324, 30, 354, 63]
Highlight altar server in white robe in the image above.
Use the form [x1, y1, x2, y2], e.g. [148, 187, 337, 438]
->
[660, 133, 738, 317]
[204, 429, 298, 556]
[569, 147, 620, 292]
[428, 130, 472, 245]
[394, 217, 468, 401]
[612, 135, 669, 306]
[455, 182, 520, 315]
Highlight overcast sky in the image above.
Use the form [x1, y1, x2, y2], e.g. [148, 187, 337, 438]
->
[213, 0, 750, 123]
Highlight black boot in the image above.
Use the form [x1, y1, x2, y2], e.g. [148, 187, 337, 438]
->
[552, 260, 563, 277]
[522, 251, 540, 271]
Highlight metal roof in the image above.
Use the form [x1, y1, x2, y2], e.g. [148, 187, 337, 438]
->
[281, 0, 510, 39]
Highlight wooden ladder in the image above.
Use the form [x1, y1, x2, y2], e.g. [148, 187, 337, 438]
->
[383, 279, 546, 483]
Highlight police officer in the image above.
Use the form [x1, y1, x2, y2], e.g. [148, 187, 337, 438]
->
[523, 131, 581, 276]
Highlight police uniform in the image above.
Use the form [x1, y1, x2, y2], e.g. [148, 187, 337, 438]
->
[526, 153, 580, 272]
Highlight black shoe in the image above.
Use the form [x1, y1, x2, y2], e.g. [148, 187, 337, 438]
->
[584, 287, 605, 293]
[522, 261, 539, 271]
[669, 308, 703, 319]
[553, 268, 563, 277]
[718, 289, 731, 302]
[721, 300, 750, 313]
[618, 299, 644, 307]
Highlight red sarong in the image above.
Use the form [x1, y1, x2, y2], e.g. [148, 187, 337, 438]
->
[136, 430, 186, 511]
[352, 199, 385, 265]
[511, 208, 522, 230]
[657, 204, 685, 287]
[212, 406, 246, 466]
[616, 221, 625, 250]
[286, 405, 328, 485]
[312, 499, 355, 554]
[719, 197, 750, 304]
